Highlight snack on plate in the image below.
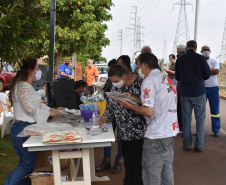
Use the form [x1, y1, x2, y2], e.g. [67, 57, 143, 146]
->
[42, 128, 86, 144]
[105, 92, 140, 106]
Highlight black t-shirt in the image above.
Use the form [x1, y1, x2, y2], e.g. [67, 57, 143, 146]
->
[75, 91, 83, 110]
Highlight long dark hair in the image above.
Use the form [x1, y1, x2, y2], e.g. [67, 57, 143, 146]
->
[117, 55, 132, 73]
[108, 64, 129, 78]
[9, 57, 37, 106]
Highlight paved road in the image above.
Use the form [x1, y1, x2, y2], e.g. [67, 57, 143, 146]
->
[91, 98, 226, 185]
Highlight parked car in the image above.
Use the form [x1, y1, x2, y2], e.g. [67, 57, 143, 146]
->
[94, 63, 108, 82]
[0, 64, 16, 91]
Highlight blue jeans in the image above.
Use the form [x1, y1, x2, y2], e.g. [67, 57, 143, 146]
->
[171, 79, 177, 85]
[180, 94, 206, 149]
[206, 87, 221, 134]
[104, 117, 123, 159]
[4, 121, 36, 185]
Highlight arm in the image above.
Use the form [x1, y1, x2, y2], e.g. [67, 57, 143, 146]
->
[202, 57, 210, 80]
[94, 67, 99, 82]
[123, 92, 142, 105]
[210, 69, 219, 76]
[60, 72, 69, 77]
[165, 69, 175, 75]
[118, 99, 154, 117]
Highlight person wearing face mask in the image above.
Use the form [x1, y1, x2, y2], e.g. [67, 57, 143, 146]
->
[5, 57, 63, 185]
[100, 64, 145, 185]
[175, 40, 210, 152]
[84, 59, 99, 95]
[201, 45, 221, 137]
[164, 54, 176, 84]
[59, 57, 73, 79]
[118, 52, 178, 185]
[74, 80, 87, 110]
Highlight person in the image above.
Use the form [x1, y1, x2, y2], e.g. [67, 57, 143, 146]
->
[141, 45, 152, 53]
[201, 45, 221, 137]
[37, 82, 47, 103]
[175, 40, 210, 152]
[176, 44, 186, 133]
[5, 57, 62, 185]
[100, 65, 145, 185]
[96, 59, 123, 174]
[134, 45, 152, 73]
[59, 57, 73, 79]
[99, 77, 107, 83]
[84, 59, 99, 95]
[118, 52, 179, 185]
[165, 54, 176, 84]
[74, 80, 87, 110]
[117, 55, 132, 73]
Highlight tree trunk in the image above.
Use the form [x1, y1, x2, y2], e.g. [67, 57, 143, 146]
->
[56, 51, 62, 78]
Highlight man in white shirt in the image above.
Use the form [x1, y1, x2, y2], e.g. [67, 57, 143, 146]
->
[201, 45, 221, 137]
[118, 52, 178, 185]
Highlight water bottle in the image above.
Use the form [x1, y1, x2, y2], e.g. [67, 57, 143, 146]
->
[90, 113, 100, 136]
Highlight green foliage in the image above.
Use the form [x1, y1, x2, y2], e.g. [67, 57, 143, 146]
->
[0, 0, 44, 65]
[33, 0, 113, 70]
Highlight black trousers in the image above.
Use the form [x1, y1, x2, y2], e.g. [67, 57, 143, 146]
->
[177, 93, 183, 131]
[121, 139, 143, 185]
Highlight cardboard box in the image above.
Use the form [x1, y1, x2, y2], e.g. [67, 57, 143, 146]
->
[35, 151, 71, 172]
[30, 173, 69, 185]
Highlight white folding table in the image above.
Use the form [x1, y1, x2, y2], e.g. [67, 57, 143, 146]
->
[23, 124, 115, 185]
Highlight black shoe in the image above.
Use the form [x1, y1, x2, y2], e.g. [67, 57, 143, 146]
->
[96, 157, 111, 172]
[183, 147, 191, 151]
[111, 157, 123, 174]
[213, 133, 220, 137]
[194, 147, 203, 152]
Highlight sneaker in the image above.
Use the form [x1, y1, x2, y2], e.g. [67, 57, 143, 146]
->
[183, 147, 191, 151]
[96, 157, 111, 172]
[194, 147, 203, 152]
[213, 133, 220, 137]
[111, 157, 123, 174]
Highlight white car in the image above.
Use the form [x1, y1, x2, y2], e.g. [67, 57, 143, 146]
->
[94, 63, 108, 82]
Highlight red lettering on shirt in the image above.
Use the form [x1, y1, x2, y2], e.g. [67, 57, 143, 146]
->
[172, 121, 179, 130]
[167, 77, 176, 94]
[143, 88, 151, 99]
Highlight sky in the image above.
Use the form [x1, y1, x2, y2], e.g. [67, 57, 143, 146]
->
[101, 0, 226, 63]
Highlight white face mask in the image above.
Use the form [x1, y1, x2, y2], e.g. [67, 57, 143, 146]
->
[35, 70, 42, 81]
[138, 67, 145, 79]
[88, 64, 92, 67]
[202, 51, 211, 57]
[112, 79, 124, 88]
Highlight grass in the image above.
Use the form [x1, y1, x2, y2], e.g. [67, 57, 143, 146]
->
[0, 128, 18, 185]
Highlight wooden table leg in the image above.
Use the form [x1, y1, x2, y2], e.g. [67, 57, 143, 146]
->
[89, 148, 110, 182]
[82, 148, 91, 185]
[52, 150, 62, 185]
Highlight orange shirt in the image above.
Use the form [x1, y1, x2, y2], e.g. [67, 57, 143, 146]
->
[84, 65, 99, 86]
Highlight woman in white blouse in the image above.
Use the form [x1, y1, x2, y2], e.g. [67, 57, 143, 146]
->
[5, 57, 62, 185]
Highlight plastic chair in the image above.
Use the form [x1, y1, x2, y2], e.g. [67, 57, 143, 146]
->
[0, 92, 14, 138]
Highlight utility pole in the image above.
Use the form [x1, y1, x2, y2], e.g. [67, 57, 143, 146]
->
[136, 17, 144, 52]
[220, 18, 226, 64]
[119, 29, 123, 55]
[132, 6, 137, 58]
[194, 0, 200, 42]
[162, 39, 168, 68]
[172, 0, 192, 54]
[49, 0, 56, 81]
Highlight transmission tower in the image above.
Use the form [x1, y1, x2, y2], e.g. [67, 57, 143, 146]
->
[172, 0, 192, 54]
[136, 17, 144, 52]
[220, 18, 226, 64]
[162, 39, 168, 67]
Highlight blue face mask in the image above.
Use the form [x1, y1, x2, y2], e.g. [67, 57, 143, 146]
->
[80, 90, 84, 93]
